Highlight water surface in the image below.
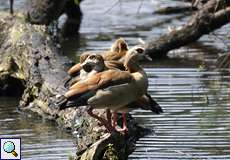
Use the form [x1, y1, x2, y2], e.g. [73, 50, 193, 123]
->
[1, 0, 230, 159]
[129, 67, 230, 160]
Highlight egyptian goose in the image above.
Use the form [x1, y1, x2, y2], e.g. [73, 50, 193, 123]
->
[57, 47, 162, 133]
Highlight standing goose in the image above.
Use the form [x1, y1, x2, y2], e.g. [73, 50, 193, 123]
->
[57, 47, 162, 133]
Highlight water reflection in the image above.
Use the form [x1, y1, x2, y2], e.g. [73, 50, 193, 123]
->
[0, 97, 75, 160]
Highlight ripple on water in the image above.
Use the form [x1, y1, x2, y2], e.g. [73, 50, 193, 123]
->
[129, 68, 230, 160]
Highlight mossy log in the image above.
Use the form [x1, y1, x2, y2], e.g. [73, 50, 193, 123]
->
[0, 12, 144, 160]
[145, 0, 230, 58]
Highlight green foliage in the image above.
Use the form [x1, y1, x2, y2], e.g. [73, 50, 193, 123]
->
[74, 0, 80, 5]
[104, 144, 119, 160]
[68, 152, 74, 160]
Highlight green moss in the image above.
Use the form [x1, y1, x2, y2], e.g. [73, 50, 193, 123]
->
[103, 144, 119, 160]
[68, 153, 75, 160]
[34, 99, 49, 110]
[10, 25, 24, 44]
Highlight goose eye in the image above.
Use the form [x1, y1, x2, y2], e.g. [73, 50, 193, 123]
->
[89, 55, 96, 59]
[136, 48, 144, 54]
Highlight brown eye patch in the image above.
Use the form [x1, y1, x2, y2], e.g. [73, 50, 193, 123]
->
[136, 48, 145, 54]
[89, 55, 97, 59]
[95, 55, 104, 62]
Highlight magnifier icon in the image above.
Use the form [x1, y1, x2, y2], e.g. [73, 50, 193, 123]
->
[3, 141, 18, 157]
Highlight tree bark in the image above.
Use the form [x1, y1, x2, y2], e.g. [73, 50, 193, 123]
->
[26, 0, 82, 37]
[145, 0, 230, 58]
[0, 12, 144, 160]
[154, 6, 197, 15]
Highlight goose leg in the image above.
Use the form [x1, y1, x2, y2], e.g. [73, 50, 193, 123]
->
[122, 113, 128, 133]
[87, 108, 115, 133]
[112, 112, 118, 127]
[106, 109, 112, 125]
[116, 113, 128, 134]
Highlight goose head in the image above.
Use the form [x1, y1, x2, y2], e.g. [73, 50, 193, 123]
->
[124, 46, 150, 72]
[80, 54, 105, 73]
[110, 38, 129, 53]
[79, 52, 91, 63]
[131, 45, 152, 61]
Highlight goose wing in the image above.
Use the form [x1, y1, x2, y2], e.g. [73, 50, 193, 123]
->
[101, 51, 122, 61]
[118, 94, 163, 114]
[136, 93, 163, 114]
[105, 60, 126, 71]
[65, 70, 133, 98]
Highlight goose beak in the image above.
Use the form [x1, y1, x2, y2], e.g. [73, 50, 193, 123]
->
[144, 54, 152, 61]
[80, 61, 87, 67]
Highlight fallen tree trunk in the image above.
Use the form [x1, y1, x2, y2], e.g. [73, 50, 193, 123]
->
[145, 0, 230, 58]
[26, 0, 82, 37]
[0, 12, 144, 160]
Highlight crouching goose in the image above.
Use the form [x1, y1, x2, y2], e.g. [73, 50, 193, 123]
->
[65, 38, 128, 86]
[64, 38, 128, 88]
[57, 47, 162, 134]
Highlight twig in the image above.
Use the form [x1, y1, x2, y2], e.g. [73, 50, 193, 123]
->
[104, 0, 121, 14]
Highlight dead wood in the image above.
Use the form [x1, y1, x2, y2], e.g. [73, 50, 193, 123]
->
[145, 0, 230, 58]
[154, 6, 197, 14]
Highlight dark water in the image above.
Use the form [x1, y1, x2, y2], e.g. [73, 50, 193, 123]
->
[0, 98, 76, 160]
[1, 0, 230, 159]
